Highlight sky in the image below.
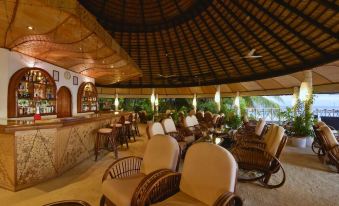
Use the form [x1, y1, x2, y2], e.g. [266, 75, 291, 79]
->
[265, 94, 339, 109]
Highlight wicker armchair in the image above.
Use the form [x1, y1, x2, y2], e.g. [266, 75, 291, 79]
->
[138, 143, 242, 206]
[236, 118, 267, 142]
[101, 134, 180, 206]
[162, 118, 195, 153]
[43, 200, 91, 206]
[318, 125, 339, 172]
[232, 125, 287, 188]
[184, 115, 203, 139]
[196, 111, 204, 123]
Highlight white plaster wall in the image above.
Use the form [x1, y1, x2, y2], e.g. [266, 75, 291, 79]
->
[0, 48, 95, 119]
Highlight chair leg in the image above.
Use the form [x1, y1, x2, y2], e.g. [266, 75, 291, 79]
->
[100, 195, 106, 206]
[95, 133, 100, 161]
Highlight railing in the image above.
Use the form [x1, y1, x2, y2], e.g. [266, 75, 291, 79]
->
[246, 108, 282, 122]
[314, 109, 339, 117]
[246, 108, 339, 122]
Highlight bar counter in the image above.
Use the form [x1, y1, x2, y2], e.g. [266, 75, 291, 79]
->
[0, 113, 126, 191]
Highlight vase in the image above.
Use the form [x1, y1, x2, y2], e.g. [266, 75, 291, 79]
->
[291, 137, 307, 148]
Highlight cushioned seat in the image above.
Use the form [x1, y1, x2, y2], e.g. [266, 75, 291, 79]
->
[98, 128, 112, 134]
[153, 191, 207, 206]
[102, 173, 145, 206]
[101, 134, 181, 206]
[125, 121, 131, 124]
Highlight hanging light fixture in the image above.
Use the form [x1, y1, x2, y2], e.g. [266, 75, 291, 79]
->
[214, 85, 221, 112]
[192, 93, 197, 112]
[150, 88, 155, 111]
[234, 91, 240, 116]
[114, 93, 119, 111]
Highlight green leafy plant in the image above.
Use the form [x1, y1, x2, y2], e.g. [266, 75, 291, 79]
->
[146, 110, 154, 121]
[291, 95, 314, 137]
[225, 109, 242, 129]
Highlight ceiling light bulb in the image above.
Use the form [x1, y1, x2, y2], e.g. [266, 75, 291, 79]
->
[110, 65, 114, 68]
[27, 26, 33, 30]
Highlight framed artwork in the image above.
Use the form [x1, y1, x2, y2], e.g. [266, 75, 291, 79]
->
[73, 76, 78, 85]
[53, 70, 59, 82]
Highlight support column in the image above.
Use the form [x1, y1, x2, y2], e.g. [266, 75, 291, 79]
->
[292, 87, 299, 107]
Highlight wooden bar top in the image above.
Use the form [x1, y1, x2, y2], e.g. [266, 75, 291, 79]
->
[0, 112, 127, 133]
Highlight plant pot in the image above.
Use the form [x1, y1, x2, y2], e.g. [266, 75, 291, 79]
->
[306, 136, 313, 147]
[291, 137, 307, 148]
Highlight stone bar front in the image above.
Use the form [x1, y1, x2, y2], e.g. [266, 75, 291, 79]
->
[0, 113, 123, 191]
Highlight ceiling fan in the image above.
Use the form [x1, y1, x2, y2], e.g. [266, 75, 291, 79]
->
[157, 74, 178, 79]
[233, 49, 262, 59]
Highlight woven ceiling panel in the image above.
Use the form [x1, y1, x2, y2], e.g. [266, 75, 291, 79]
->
[0, 0, 141, 85]
[80, 0, 339, 88]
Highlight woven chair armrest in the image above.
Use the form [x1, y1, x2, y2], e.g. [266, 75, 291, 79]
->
[134, 172, 181, 206]
[232, 146, 283, 170]
[213, 192, 243, 206]
[102, 156, 143, 181]
[131, 169, 174, 206]
[239, 140, 266, 149]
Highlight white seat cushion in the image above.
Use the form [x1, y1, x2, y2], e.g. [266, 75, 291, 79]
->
[180, 143, 237, 205]
[183, 136, 195, 144]
[140, 135, 180, 174]
[125, 121, 131, 124]
[98, 128, 112, 134]
[152, 191, 207, 206]
[102, 173, 145, 206]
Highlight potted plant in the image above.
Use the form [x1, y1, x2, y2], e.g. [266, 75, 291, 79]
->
[290, 96, 314, 148]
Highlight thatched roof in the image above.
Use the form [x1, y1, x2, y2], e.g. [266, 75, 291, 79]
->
[80, 0, 339, 88]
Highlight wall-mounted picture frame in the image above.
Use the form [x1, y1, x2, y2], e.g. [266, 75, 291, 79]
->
[53, 70, 59, 82]
[73, 76, 78, 85]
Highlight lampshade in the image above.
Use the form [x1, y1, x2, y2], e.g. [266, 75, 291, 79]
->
[192, 93, 197, 111]
[114, 94, 119, 110]
[155, 94, 159, 106]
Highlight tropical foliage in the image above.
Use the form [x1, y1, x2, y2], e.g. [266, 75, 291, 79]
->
[291, 95, 314, 137]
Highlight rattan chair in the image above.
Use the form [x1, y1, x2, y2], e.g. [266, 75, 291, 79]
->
[318, 125, 339, 172]
[236, 118, 267, 142]
[184, 115, 203, 139]
[196, 111, 204, 123]
[138, 143, 242, 206]
[101, 134, 180, 206]
[162, 118, 195, 154]
[146, 122, 165, 140]
[232, 125, 287, 188]
[43, 200, 91, 206]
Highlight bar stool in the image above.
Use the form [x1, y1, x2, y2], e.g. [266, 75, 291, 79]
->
[110, 122, 128, 149]
[133, 113, 141, 137]
[95, 127, 118, 161]
[126, 114, 136, 141]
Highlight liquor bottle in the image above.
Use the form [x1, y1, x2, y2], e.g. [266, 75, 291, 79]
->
[29, 71, 33, 82]
[33, 72, 37, 82]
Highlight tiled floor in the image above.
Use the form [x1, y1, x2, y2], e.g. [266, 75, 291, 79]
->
[0, 124, 338, 206]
